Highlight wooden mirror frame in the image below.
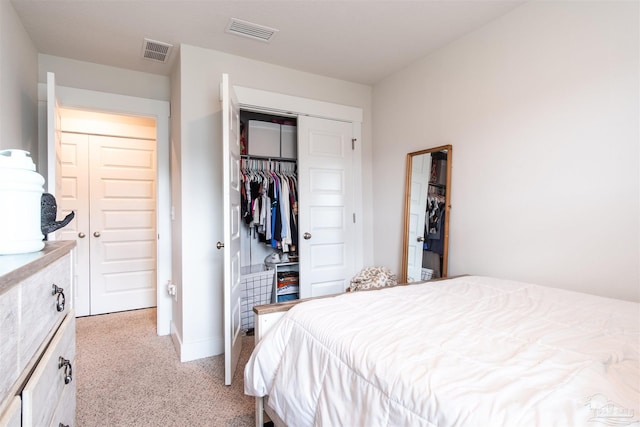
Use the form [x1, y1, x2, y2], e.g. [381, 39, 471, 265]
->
[401, 145, 452, 283]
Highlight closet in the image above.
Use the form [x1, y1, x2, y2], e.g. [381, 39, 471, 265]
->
[236, 108, 360, 328]
[238, 111, 300, 331]
[221, 74, 362, 385]
[240, 111, 298, 275]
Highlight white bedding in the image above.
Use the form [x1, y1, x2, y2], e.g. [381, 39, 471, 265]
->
[244, 276, 639, 426]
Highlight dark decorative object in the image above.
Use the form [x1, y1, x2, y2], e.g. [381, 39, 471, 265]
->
[41, 193, 75, 239]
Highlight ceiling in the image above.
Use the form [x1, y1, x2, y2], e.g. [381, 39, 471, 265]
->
[11, 0, 525, 86]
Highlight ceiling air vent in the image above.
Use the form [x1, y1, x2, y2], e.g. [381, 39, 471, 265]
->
[141, 38, 173, 63]
[226, 18, 279, 43]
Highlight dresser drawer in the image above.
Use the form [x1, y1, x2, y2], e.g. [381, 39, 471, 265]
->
[48, 379, 75, 427]
[0, 396, 21, 427]
[22, 313, 75, 427]
[0, 285, 20, 405]
[19, 254, 70, 373]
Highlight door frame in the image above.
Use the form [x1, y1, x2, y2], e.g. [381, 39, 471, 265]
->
[39, 83, 172, 336]
[233, 85, 365, 273]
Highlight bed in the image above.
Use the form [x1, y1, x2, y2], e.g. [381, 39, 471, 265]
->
[244, 275, 639, 426]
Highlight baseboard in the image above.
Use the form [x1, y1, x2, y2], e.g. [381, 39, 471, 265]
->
[170, 321, 224, 362]
[169, 321, 183, 360]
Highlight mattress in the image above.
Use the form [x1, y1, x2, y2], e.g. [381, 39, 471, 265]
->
[244, 276, 639, 426]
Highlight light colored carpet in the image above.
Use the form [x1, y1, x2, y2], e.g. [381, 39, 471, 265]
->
[76, 308, 256, 426]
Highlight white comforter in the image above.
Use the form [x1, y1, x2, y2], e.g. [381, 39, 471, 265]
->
[244, 276, 639, 426]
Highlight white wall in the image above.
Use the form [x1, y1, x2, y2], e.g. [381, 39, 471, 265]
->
[38, 54, 170, 101]
[169, 51, 184, 351]
[36, 55, 171, 178]
[171, 44, 372, 360]
[0, 1, 38, 161]
[373, 1, 639, 301]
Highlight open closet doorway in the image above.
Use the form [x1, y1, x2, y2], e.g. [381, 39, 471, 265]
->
[221, 74, 365, 384]
[44, 73, 172, 334]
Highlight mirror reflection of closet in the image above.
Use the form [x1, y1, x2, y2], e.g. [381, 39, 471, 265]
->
[401, 145, 451, 283]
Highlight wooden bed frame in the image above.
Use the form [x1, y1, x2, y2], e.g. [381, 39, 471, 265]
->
[253, 300, 301, 427]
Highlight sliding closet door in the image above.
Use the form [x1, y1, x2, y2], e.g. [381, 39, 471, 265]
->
[297, 117, 355, 298]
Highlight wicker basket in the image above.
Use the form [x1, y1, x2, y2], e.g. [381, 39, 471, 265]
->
[240, 266, 275, 330]
[421, 268, 434, 281]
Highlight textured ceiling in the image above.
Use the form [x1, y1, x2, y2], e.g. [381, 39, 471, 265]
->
[11, 0, 524, 85]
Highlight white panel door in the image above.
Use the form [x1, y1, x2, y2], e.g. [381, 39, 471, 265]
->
[58, 133, 157, 315]
[298, 117, 355, 298]
[89, 135, 157, 314]
[57, 132, 90, 316]
[221, 74, 243, 385]
[406, 153, 431, 282]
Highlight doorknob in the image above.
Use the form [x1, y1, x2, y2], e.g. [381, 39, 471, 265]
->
[303, 232, 312, 240]
[417, 236, 425, 242]
[216, 241, 224, 250]
[78, 232, 86, 238]
[93, 231, 101, 238]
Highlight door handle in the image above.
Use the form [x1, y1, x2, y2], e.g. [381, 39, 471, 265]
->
[216, 241, 224, 250]
[58, 356, 73, 384]
[52, 284, 65, 312]
[417, 236, 425, 242]
[78, 232, 86, 238]
[303, 232, 312, 240]
[93, 231, 101, 238]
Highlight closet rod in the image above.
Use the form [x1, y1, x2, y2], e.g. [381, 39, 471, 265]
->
[241, 158, 296, 175]
[241, 154, 296, 163]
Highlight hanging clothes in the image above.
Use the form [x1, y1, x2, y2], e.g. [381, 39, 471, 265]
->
[423, 183, 446, 254]
[240, 158, 298, 253]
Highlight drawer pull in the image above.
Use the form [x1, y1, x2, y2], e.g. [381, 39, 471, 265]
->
[58, 356, 73, 384]
[52, 284, 66, 312]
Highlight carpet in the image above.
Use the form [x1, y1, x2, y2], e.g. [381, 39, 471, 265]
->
[76, 308, 256, 426]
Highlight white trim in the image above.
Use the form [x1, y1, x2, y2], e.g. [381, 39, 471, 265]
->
[234, 85, 363, 123]
[38, 83, 172, 336]
[170, 321, 183, 360]
[351, 122, 364, 274]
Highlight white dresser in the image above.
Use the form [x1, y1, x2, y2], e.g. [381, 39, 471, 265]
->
[0, 241, 76, 427]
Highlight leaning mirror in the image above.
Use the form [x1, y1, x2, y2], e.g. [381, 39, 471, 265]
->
[401, 145, 452, 283]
